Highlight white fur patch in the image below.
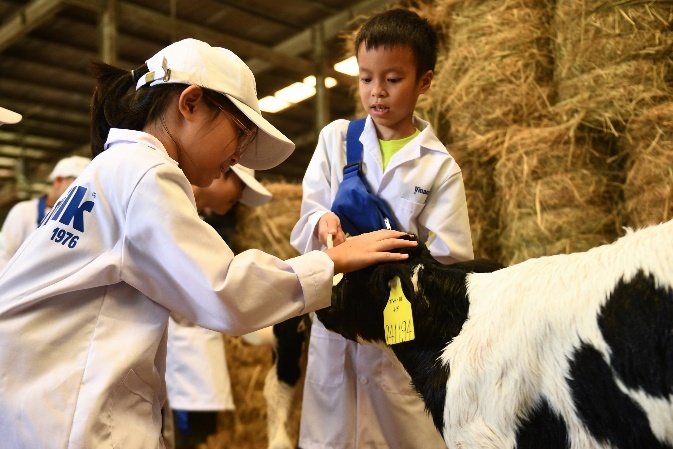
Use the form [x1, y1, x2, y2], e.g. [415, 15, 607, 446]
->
[437, 220, 673, 447]
[263, 366, 295, 449]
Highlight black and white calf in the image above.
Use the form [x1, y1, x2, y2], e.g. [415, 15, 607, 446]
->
[316, 220, 673, 449]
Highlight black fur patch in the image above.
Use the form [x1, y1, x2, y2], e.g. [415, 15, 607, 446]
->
[568, 343, 671, 448]
[598, 270, 673, 398]
[515, 399, 570, 449]
[273, 315, 309, 386]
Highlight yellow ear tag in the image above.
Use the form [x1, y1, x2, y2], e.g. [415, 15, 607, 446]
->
[426, 231, 435, 247]
[383, 276, 415, 345]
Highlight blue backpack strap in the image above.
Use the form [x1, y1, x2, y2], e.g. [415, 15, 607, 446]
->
[346, 118, 367, 165]
[332, 118, 398, 234]
[36, 194, 47, 226]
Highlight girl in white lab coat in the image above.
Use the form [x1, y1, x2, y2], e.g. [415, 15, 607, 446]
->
[0, 38, 416, 449]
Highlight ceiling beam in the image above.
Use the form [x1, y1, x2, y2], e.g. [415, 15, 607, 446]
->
[246, 0, 398, 73]
[80, 1, 323, 78]
[206, 0, 305, 30]
[64, 0, 360, 86]
[0, 145, 58, 160]
[0, 97, 90, 126]
[0, 0, 66, 52]
[0, 130, 74, 150]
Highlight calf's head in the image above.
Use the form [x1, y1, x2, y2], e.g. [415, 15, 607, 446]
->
[317, 238, 504, 437]
[317, 237, 425, 344]
[317, 237, 504, 348]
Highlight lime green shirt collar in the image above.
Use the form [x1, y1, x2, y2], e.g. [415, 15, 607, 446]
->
[379, 128, 420, 171]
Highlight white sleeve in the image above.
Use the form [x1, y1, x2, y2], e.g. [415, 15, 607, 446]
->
[290, 122, 346, 254]
[121, 165, 334, 335]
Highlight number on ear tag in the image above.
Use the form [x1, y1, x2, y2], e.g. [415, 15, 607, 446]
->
[383, 276, 415, 345]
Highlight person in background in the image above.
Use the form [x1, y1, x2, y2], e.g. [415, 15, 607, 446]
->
[290, 9, 474, 449]
[0, 155, 90, 270]
[166, 165, 272, 449]
[0, 105, 23, 269]
[0, 38, 416, 448]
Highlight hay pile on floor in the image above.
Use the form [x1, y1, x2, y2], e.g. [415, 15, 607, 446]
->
[212, 335, 273, 449]
[491, 118, 621, 265]
[622, 102, 673, 228]
[553, 0, 673, 134]
[415, 0, 555, 261]
[210, 181, 304, 449]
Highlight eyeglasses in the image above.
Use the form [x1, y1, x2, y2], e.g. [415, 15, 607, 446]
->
[213, 102, 258, 157]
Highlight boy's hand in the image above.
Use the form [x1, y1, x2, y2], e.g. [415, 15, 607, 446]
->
[318, 212, 347, 247]
[324, 230, 417, 274]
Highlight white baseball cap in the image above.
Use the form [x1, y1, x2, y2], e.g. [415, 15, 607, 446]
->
[0, 106, 22, 125]
[49, 156, 91, 181]
[230, 165, 272, 207]
[136, 38, 295, 171]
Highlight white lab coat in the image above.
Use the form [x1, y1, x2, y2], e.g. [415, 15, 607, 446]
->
[291, 116, 474, 449]
[166, 317, 235, 411]
[0, 128, 333, 449]
[0, 197, 40, 270]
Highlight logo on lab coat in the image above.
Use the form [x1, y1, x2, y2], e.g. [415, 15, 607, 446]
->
[414, 186, 429, 195]
[39, 185, 95, 232]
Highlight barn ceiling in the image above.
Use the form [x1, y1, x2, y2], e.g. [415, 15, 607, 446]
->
[0, 0, 407, 215]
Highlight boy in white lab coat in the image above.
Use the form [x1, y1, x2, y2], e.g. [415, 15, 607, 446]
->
[291, 9, 474, 449]
[0, 38, 417, 449]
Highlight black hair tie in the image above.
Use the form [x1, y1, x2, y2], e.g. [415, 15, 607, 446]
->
[131, 63, 149, 85]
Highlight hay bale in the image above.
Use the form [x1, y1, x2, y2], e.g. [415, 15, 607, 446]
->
[428, 0, 555, 140]
[233, 181, 303, 259]
[553, 0, 673, 133]
[555, 59, 670, 135]
[415, 0, 555, 261]
[446, 133, 505, 261]
[622, 102, 673, 227]
[554, 1, 673, 76]
[492, 119, 621, 265]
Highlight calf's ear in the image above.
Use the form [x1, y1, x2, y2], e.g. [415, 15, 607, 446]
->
[370, 263, 414, 301]
[389, 234, 424, 258]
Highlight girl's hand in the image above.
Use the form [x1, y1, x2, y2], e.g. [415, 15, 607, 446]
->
[324, 230, 417, 274]
[318, 212, 347, 247]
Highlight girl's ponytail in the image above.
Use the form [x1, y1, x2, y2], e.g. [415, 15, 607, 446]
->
[88, 61, 181, 158]
[89, 61, 137, 158]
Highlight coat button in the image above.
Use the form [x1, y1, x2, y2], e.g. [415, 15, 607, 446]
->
[359, 376, 368, 384]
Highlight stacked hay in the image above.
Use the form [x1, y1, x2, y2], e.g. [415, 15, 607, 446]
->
[416, 0, 555, 261]
[553, 0, 673, 134]
[622, 102, 673, 228]
[495, 0, 673, 265]
[491, 118, 621, 265]
[233, 181, 303, 259]
[430, 0, 554, 139]
[480, 0, 673, 266]
[210, 181, 304, 449]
